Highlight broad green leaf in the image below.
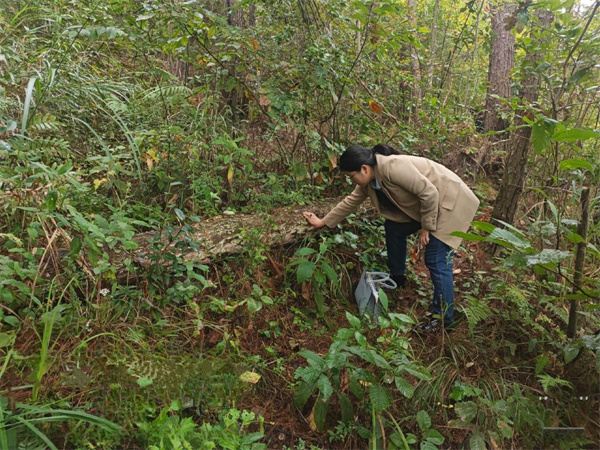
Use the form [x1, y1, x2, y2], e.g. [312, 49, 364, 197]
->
[424, 429, 445, 445]
[346, 311, 362, 329]
[524, 249, 570, 266]
[69, 237, 82, 256]
[173, 208, 185, 221]
[320, 261, 339, 283]
[379, 288, 388, 312]
[339, 394, 354, 424]
[313, 396, 329, 431]
[388, 313, 416, 325]
[295, 247, 317, 256]
[455, 401, 477, 423]
[421, 441, 438, 450]
[532, 119, 554, 154]
[470, 430, 486, 450]
[296, 260, 315, 283]
[553, 126, 599, 142]
[0, 332, 13, 347]
[369, 385, 392, 412]
[400, 364, 432, 381]
[471, 221, 496, 233]
[317, 375, 334, 401]
[489, 228, 532, 251]
[298, 350, 325, 368]
[45, 191, 57, 211]
[449, 231, 487, 242]
[394, 376, 415, 398]
[137, 376, 153, 387]
[345, 346, 391, 370]
[416, 410, 431, 431]
[294, 380, 316, 408]
[568, 66, 592, 84]
[564, 342, 581, 364]
[559, 158, 594, 172]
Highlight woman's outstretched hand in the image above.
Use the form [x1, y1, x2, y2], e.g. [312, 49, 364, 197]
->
[303, 212, 325, 229]
[419, 229, 430, 246]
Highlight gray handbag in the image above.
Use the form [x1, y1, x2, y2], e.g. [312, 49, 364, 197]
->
[354, 271, 397, 319]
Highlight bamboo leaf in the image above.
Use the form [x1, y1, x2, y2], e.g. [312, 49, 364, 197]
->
[21, 77, 37, 133]
[12, 415, 58, 450]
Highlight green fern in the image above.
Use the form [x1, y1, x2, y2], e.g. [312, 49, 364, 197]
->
[29, 114, 63, 133]
[539, 297, 569, 324]
[537, 374, 572, 392]
[139, 85, 192, 102]
[26, 137, 70, 153]
[462, 296, 493, 332]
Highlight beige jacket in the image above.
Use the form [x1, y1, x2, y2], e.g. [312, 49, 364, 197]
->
[322, 154, 480, 249]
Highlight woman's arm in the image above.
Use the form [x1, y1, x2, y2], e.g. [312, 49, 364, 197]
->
[303, 185, 367, 229]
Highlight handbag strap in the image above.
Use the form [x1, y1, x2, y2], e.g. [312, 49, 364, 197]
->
[366, 271, 397, 290]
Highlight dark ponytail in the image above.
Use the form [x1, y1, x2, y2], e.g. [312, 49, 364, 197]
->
[339, 143, 401, 172]
[371, 143, 401, 156]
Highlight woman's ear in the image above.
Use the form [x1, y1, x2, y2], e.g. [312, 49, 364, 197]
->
[361, 164, 370, 174]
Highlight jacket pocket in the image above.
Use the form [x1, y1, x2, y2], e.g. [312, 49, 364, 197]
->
[440, 180, 460, 210]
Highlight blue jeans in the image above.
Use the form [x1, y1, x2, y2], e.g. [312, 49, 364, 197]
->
[385, 220, 455, 324]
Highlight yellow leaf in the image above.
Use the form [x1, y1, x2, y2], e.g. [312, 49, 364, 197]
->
[227, 165, 234, 187]
[93, 178, 107, 190]
[329, 153, 337, 169]
[145, 157, 154, 171]
[308, 400, 318, 431]
[239, 371, 261, 384]
[259, 95, 271, 106]
[147, 149, 158, 162]
[369, 100, 383, 115]
[250, 37, 259, 52]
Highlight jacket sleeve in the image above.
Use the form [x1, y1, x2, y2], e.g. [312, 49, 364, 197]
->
[387, 159, 439, 231]
[322, 186, 368, 228]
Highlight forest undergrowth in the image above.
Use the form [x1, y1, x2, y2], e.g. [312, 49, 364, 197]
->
[1, 0, 600, 448]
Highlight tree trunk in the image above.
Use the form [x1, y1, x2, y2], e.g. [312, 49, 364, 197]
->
[407, 0, 422, 115]
[223, 0, 254, 134]
[426, 0, 440, 91]
[492, 11, 554, 225]
[483, 2, 516, 134]
[567, 187, 590, 338]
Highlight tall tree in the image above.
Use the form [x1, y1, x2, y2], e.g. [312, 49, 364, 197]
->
[407, 0, 422, 115]
[492, 10, 554, 225]
[223, 0, 256, 133]
[483, 2, 516, 134]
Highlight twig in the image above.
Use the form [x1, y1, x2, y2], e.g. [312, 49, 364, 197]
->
[29, 228, 59, 309]
[321, 1, 377, 124]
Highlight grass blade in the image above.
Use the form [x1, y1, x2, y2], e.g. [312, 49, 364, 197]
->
[12, 415, 58, 450]
[21, 77, 37, 133]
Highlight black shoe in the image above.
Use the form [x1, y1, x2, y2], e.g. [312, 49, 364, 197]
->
[415, 316, 456, 334]
[391, 274, 407, 289]
[416, 318, 441, 334]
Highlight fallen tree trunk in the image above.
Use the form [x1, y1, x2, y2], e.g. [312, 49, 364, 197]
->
[125, 197, 375, 273]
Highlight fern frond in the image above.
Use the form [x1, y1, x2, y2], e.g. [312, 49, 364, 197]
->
[26, 137, 70, 152]
[139, 85, 192, 102]
[462, 296, 493, 332]
[29, 114, 63, 133]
